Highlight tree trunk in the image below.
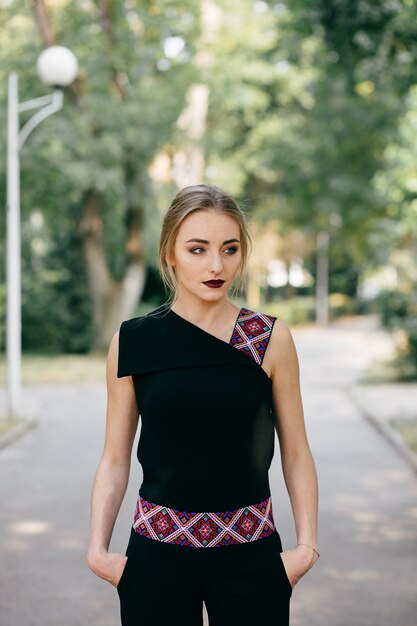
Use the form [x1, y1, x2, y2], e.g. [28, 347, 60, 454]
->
[315, 230, 329, 325]
[172, 0, 220, 186]
[77, 191, 146, 351]
[33, 1, 146, 351]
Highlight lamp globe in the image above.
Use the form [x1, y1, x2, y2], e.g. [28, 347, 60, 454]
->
[37, 46, 79, 87]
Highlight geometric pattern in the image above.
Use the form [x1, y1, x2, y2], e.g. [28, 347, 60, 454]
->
[229, 307, 277, 365]
[132, 495, 276, 548]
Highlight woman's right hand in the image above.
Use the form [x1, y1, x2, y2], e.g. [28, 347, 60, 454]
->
[280, 545, 319, 589]
[87, 551, 128, 588]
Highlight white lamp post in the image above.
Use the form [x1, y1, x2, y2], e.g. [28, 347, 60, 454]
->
[6, 46, 78, 419]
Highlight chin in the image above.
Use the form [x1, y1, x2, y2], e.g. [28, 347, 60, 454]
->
[197, 290, 225, 302]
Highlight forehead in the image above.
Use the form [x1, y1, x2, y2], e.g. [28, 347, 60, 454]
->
[178, 210, 240, 236]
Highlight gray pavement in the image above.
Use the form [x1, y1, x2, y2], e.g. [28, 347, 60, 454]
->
[0, 314, 416, 626]
[349, 382, 417, 473]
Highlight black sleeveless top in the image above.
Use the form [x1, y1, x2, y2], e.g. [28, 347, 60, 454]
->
[117, 303, 277, 511]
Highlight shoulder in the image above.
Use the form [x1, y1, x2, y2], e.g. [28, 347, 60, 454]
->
[238, 306, 277, 330]
[242, 306, 297, 373]
[267, 316, 299, 376]
[109, 304, 170, 359]
[239, 307, 283, 336]
[115, 304, 172, 378]
[120, 303, 171, 333]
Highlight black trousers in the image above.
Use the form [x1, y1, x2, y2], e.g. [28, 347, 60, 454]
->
[117, 526, 292, 625]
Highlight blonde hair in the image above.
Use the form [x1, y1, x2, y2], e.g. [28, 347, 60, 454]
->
[158, 184, 253, 304]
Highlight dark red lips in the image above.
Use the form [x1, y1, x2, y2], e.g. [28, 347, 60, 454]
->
[203, 280, 225, 288]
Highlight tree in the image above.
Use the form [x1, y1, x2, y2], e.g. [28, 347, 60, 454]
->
[0, 0, 199, 350]
[200, 0, 417, 315]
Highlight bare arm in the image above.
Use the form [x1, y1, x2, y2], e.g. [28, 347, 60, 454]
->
[269, 320, 319, 587]
[87, 330, 139, 587]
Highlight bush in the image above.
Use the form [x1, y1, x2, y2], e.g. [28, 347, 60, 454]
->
[328, 293, 357, 319]
[262, 293, 357, 326]
[377, 290, 411, 327]
[375, 289, 417, 380]
[262, 296, 316, 325]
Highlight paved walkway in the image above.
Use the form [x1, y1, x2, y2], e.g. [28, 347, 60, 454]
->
[0, 314, 416, 626]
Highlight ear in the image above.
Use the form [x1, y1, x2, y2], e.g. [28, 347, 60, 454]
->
[165, 253, 175, 267]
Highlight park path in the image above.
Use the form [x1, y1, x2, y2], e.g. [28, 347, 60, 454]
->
[0, 314, 416, 626]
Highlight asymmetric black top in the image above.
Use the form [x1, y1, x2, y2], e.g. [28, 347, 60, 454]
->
[117, 303, 277, 512]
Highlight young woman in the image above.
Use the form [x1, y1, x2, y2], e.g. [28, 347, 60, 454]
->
[87, 184, 319, 626]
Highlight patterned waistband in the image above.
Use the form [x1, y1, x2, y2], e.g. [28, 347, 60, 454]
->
[132, 495, 275, 548]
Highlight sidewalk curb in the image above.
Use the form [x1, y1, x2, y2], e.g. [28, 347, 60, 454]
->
[0, 418, 39, 451]
[346, 387, 417, 475]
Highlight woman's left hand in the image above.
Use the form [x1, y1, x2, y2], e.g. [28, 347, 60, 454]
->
[280, 545, 319, 589]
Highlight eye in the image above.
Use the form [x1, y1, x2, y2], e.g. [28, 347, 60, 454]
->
[189, 246, 239, 255]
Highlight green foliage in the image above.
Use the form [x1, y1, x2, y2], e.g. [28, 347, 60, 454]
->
[261, 292, 356, 326]
[377, 290, 412, 327]
[21, 213, 93, 354]
[262, 296, 316, 326]
[389, 418, 417, 455]
[376, 288, 417, 380]
[204, 0, 417, 297]
[1, 0, 417, 359]
[0, 0, 200, 351]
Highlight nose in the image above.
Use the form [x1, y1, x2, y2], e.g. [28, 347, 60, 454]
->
[208, 252, 224, 274]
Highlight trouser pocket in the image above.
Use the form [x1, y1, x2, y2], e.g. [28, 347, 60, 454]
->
[278, 552, 293, 596]
[116, 558, 130, 595]
[117, 530, 135, 595]
[271, 530, 293, 597]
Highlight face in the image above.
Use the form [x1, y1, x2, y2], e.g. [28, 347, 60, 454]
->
[168, 210, 242, 303]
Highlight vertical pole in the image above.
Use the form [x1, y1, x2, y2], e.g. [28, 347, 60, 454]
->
[6, 72, 22, 418]
[316, 230, 329, 326]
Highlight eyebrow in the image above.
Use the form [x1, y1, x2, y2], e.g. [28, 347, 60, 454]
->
[184, 238, 240, 245]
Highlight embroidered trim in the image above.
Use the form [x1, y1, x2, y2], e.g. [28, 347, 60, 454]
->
[230, 307, 276, 365]
[133, 495, 275, 547]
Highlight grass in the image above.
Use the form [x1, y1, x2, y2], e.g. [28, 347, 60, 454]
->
[0, 415, 20, 438]
[358, 357, 417, 458]
[0, 353, 107, 385]
[359, 358, 406, 384]
[359, 354, 417, 384]
[389, 419, 417, 455]
[0, 354, 107, 440]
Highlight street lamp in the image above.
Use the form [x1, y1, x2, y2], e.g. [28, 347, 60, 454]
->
[6, 46, 78, 419]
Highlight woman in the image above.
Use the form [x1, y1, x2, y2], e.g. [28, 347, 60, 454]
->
[87, 184, 320, 626]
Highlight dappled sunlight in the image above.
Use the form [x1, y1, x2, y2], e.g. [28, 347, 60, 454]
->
[363, 468, 412, 485]
[353, 525, 416, 544]
[9, 520, 52, 535]
[378, 525, 414, 542]
[326, 353, 376, 369]
[406, 506, 417, 518]
[329, 489, 417, 546]
[332, 493, 369, 510]
[322, 566, 382, 583]
[55, 537, 85, 550]
[2, 537, 30, 552]
[350, 510, 379, 523]
[353, 532, 381, 545]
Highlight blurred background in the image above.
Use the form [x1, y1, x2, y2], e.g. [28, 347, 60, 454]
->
[0, 1, 416, 625]
[0, 0, 417, 373]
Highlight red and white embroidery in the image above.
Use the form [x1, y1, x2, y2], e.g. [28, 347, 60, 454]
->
[229, 308, 276, 365]
[133, 495, 276, 548]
